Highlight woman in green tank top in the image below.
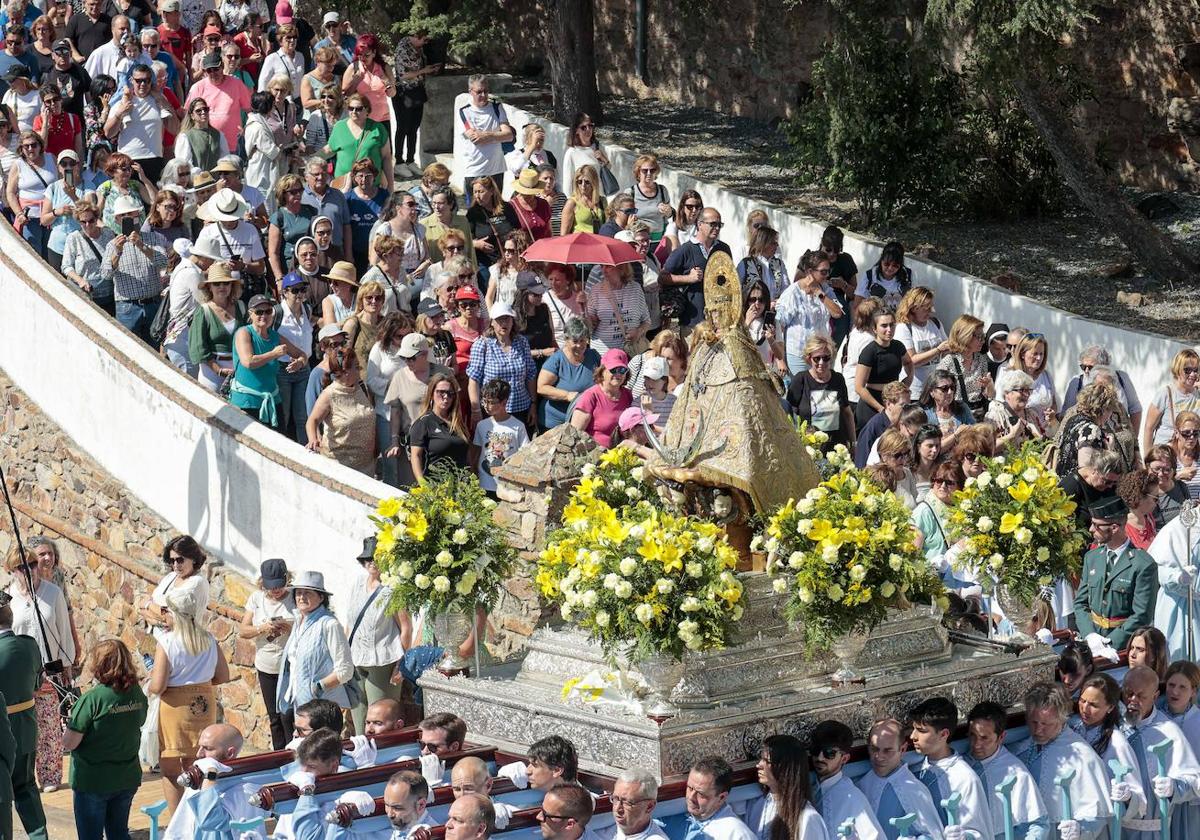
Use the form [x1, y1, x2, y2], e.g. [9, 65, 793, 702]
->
[175, 98, 228, 172]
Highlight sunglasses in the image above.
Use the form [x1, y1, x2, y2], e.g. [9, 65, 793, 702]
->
[610, 366, 629, 376]
[252, 308, 273, 316]
[1181, 430, 1199, 439]
[1079, 363, 1094, 373]
[459, 301, 479, 309]
[433, 389, 456, 397]
[457, 273, 475, 280]
[817, 747, 842, 760]
[684, 203, 702, 210]
[1185, 368, 1200, 376]
[809, 355, 831, 363]
[284, 188, 302, 195]
[444, 245, 464, 252]
[701, 220, 723, 228]
[747, 296, 766, 304]
[933, 478, 959, 488]
[638, 167, 657, 174]
[347, 106, 364, 112]
[287, 284, 309, 293]
[363, 294, 384, 302]
[933, 384, 954, 392]
[208, 280, 232, 287]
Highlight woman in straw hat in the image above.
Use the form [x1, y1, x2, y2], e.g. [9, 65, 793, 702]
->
[148, 585, 230, 814]
[189, 261, 247, 393]
[509, 168, 551, 241]
[321, 259, 359, 329]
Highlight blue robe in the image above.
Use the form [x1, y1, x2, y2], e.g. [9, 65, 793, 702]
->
[1121, 707, 1200, 840]
[1148, 516, 1200, 661]
[914, 753, 993, 840]
[814, 772, 884, 840]
[1068, 716, 1150, 836]
[963, 746, 1049, 840]
[856, 763, 945, 840]
[1011, 728, 1113, 840]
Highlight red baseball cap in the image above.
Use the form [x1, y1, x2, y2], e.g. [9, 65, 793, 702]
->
[202, 24, 222, 36]
[454, 286, 481, 302]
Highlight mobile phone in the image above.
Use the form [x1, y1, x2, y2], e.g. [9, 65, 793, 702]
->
[763, 310, 776, 327]
[121, 217, 137, 236]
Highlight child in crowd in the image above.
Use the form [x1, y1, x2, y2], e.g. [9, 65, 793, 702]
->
[472, 378, 529, 498]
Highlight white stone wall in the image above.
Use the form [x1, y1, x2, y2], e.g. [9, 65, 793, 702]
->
[0, 225, 381, 607]
[500, 104, 1195, 411]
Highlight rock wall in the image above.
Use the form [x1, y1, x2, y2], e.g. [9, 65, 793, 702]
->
[0, 368, 273, 750]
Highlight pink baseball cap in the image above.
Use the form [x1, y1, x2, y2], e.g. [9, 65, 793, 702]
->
[274, 0, 293, 22]
[618, 407, 658, 432]
[601, 348, 630, 371]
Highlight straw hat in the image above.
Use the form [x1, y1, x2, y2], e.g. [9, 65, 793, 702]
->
[324, 260, 358, 287]
[201, 262, 236, 285]
[512, 169, 542, 195]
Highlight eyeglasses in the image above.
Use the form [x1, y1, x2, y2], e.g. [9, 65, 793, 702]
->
[284, 188, 302, 195]
[59, 159, 77, 167]
[962, 452, 980, 462]
[503, 248, 518, 254]
[639, 167, 658, 174]
[1184, 368, 1200, 376]
[539, 813, 572, 823]
[610, 795, 651, 809]
[251, 308, 273, 317]
[1180, 430, 1199, 439]
[347, 105, 365, 112]
[617, 206, 636, 214]
[19, 142, 38, 149]
[809, 355, 831, 363]
[43, 97, 60, 104]
[433, 389, 456, 398]
[683, 203, 702, 210]
[885, 452, 912, 463]
[1079, 363, 1094, 373]
[1149, 464, 1174, 475]
[933, 478, 959, 488]
[402, 202, 418, 208]
[1011, 387, 1032, 395]
[610, 366, 629, 376]
[933, 384, 954, 393]
[363, 294, 384, 302]
[747, 296, 766, 304]
[817, 747, 842, 760]
[700, 220, 723, 228]
[575, 178, 589, 185]
[287, 284, 309, 293]
[1026, 332, 1045, 340]
[444, 245, 464, 253]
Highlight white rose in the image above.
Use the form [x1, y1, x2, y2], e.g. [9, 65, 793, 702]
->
[677, 619, 699, 640]
[996, 473, 1013, 488]
[433, 576, 451, 593]
[686, 562, 703, 577]
[397, 561, 414, 579]
[880, 581, 896, 598]
[888, 553, 903, 571]
[436, 550, 454, 567]
[1014, 527, 1032, 545]
[822, 544, 839, 563]
[631, 466, 645, 481]
[625, 487, 641, 499]
[960, 499, 973, 512]
[826, 584, 844, 601]
[455, 572, 478, 595]
[581, 589, 599, 608]
[655, 578, 674, 595]
[977, 516, 994, 533]
[810, 487, 828, 501]
[414, 574, 432, 590]
[976, 472, 992, 488]
[1037, 546, 1050, 562]
[611, 479, 626, 490]
[990, 553, 1004, 567]
[863, 496, 878, 511]
[849, 564, 867, 582]
[614, 580, 633, 599]
[594, 610, 610, 627]
[681, 596, 702, 613]
[452, 528, 469, 545]
[797, 519, 813, 536]
[798, 498, 815, 514]
[798, 586, 815, 604]
[750, 535, 764, 552]
[764, 537, 779, 553]
[788, 551, 805, 569]
[629, 525, 645, 540]
[1023, 467, 1040, 482]
[994, 456, 1006, 465]
[635, 603, 654, 624]
[561, 604, 573, 620]
[619, 557, 637, 575]
[772, 578, 789, 594]
[603, 573, 621, 590]
[697, 537, 715, 553]
[580, 463, 596, 476]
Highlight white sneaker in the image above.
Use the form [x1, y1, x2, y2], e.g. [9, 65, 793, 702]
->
[395, 162, 413, 179]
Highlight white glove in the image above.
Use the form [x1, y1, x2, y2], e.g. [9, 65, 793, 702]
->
[286, 770, 317, 792]
[1058, 819, 1080, 840]
[285, 735, 303, 750]
[494, 801, 517, 830]
[1085, 632, 1120, 663]
[1111, 780, 1132, 803]
[1153, 775, 1175, 798]
[344, 734, 378, 769]
[419, 753, 445, 788]
[495, 761, 530, 789]
[943, 826, 965, 840]
[1179, 565, 1195, 588]
[193, 757, 232, 776]
[336, 790, 377, 817]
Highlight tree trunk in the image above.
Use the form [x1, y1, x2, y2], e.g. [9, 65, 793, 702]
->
[1014, 76, 1198, 286]
[546, 0, 603, 124]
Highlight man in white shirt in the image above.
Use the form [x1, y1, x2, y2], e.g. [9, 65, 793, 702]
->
[278, 729, 351, 840]
[103, 62, 179, 184]
[446, 794, 496, 840]
[857, 719, 943, 840]
[598, 768, 667, 840]
[452, 74, 513, 203]
[908, 698, 993, 840]
[811, 720, 883, 840]
[84, 15, 133, 79]
[1009, 683, 1111, 840]
[194, 187, 267, 278]
[962, 703, 1048, 840]
[681, 756, 757, 840]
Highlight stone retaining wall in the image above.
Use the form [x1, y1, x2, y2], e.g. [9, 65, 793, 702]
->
[0, 369, 273, 750]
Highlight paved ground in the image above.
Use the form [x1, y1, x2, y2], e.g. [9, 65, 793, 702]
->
[11, 760, 165, 839]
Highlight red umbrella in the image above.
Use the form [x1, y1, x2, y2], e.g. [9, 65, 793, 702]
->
[521, 232, 642, 266]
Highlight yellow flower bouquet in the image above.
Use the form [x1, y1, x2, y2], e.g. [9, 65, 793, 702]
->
[763, 470, 946, 651]
[796, 420, 853, 479]
[537, 478, 745, 661]
[575, 445, 662, 515]
[369, 466, 515, 618]
[946, 442, 1085, 604]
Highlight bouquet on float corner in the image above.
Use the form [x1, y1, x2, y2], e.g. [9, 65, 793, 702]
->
[796, 420, 853, 479]
[537, 467, 744, 661]
[945, 442, 1084, 604]
[762, 470, 946, 652]
[369, 464, 515, 618]
[573, 445, 662, 515]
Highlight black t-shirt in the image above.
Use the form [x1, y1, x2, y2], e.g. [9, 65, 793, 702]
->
[787, 370, 850, 446]
[104, 0, 152, 24]
[523, 305, 556, 355]
[45, 64, 91, 119]
[828, 252, 857, 301]
[858, 339, 906, 387]
[466, 202, 518, 267]
[409, 412, 470, 472]
[64, 13, 112, 58]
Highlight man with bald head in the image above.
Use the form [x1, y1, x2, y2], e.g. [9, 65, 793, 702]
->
[446, 793, 496, 840]
[1121, 666, 1200, 840]
[365, 698, 405, 737]
[163, 723, 255, 840]
[452, 756, 494, 799]
[661, 206, 732, 332]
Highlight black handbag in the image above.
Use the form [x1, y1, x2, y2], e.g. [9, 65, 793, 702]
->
[148, 292, 170, 348]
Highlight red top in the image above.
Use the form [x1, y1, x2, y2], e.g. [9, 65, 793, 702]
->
[31, 112, 80, 156]
[511, 195, 552, 241]
[157, 23, 193, 69]
[1126, 517, 1157, 551]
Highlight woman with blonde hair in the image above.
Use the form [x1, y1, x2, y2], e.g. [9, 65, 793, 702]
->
[1144, 348, 1200, 452]
[560, 163, 605, 235]
[362, 235, 414, 315]
[1006, 332, 1057, 434]
[1170, 409, 1200, 499]
[264, 74, 301, 150]
[876, 427, 919, 508]
[466, 174, 517, 274]
[623, 153, 672, 243]
[895, 286, 948, 401]
[268, 173, 318, 291]
[935, 314, 993, 420]
[787, 334, 855, 452]
[149, 587, 230, 813]
[343, 278, 387, 371]
[486, 229, 535, 310]
[189, 263, 246, 393]
[737, 224, 788, 302]
[1052, 381, 1120, 476]
[409, 371, 472, 480]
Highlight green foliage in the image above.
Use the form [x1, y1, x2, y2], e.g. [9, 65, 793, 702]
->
[780, 2, 1065, 224]
[389, 0, 505, 65]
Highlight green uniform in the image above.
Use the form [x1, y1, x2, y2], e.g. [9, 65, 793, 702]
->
[0, 690, 17, 840]
[0, 632, 45, 840]
[66, 683, 148, 793]
[1072, 542, 1159, 650]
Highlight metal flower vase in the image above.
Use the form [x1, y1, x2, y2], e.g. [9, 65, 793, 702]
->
[637, 654, 686, 717]
[830, 630, 869, 686]
[431, 609, 475, 674]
